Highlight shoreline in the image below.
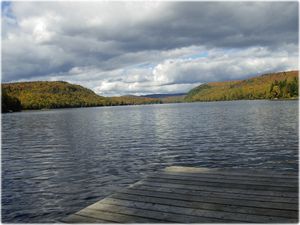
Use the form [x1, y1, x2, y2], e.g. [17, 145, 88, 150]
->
[3, 98, 298, 114]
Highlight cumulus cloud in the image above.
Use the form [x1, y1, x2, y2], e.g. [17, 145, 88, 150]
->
[1, 1, 298, 95]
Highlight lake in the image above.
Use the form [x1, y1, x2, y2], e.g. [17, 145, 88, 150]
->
[2, 100, 298, 223]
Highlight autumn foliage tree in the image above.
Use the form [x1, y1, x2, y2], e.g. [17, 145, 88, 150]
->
[269, 77, 298, 99]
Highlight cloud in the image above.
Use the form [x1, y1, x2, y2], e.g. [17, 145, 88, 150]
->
[1, 2, 298, 95]
[94, 46, 298, 95]
[18, 45, 297, 96]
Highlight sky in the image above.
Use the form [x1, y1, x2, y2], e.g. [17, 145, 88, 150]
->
[1, 1, 299, 96]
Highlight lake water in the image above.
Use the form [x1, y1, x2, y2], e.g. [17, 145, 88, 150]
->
[2, 100, 298, 223]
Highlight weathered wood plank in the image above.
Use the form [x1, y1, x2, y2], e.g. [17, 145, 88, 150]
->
[132, 184, 298, 204]
[138, 180, 298, 198]
[111, 192, 298, 219]
[97, 197, 297, 223]
[144, 176, 298, 192]
[119, 188, 298, 211]
[87, 201, 231, 223]
[76, 207, 164, 223]
[63, 166, 299, 223]
[148, 173, 298, 189]
[62, 214, 114, 223]
[164, 166, 298, 178]
[162, 171, 298, 184]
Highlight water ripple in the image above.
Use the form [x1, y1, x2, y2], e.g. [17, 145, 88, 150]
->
[2, 101, 298, 222]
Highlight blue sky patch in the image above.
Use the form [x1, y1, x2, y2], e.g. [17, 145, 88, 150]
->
[2, 1, 14, 18]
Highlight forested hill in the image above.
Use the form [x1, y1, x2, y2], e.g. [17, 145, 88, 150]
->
[185, 71, 298, 102]
[1, 81, 161, 112]
[2, 81, 109, 111]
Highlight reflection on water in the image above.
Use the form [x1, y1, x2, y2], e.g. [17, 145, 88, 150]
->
[2, 100, 298, 222]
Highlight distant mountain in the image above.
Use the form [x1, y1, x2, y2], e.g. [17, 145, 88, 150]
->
[138, 93, 187, 103]
[185, 71, 298, 102]
[108, 95, 162, 105]
[139, 93, 186, 98]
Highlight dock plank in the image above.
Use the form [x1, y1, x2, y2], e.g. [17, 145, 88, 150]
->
[63, 166, 298, 223]
[87, 201, 231, 223]
[158, 172, 298, 186]
[111, 192, 298, 219]
[144, 176, 298, 192]
[98, 197, 297, 223]
[120, 188, 297, 210]
[139, 180, 298, 198]
[76, 208, 164, 223]
[62, 214, 114, 223]
[164, 166, 298, 178]
[132, 184, 297, 204]
[162, 171, 298, 184]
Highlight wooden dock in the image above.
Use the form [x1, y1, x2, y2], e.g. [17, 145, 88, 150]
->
[62, 166, 298, 223]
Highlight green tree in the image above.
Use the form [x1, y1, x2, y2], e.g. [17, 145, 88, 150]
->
[2, 90, 22, 112]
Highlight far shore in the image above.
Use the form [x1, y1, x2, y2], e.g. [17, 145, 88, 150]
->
[3, 98, 298, 114]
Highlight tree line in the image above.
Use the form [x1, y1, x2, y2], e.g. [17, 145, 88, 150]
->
[269, 77, 298, 99]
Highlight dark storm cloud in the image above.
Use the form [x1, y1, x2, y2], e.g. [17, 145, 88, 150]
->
[134, 2, 298, 50]
[60, 2, 298, 51]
